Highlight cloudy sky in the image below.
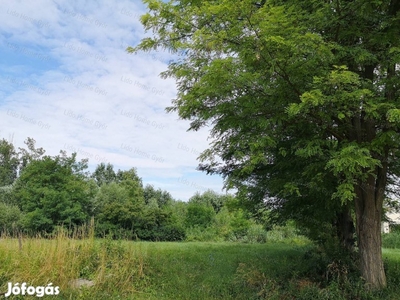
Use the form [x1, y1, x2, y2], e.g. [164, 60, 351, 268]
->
[0, 0, 226, 201]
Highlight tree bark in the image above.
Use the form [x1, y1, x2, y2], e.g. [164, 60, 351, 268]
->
[354, 173, 387, 289]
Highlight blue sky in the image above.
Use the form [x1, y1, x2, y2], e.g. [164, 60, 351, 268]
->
[0, 0, 225, 201]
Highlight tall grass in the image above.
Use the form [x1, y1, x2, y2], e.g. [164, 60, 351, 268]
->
[0, 229, 400, 299]
[0, 227, 148, 299]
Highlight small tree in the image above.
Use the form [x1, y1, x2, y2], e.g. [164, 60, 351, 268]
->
[14, 153, 91, 233]
[0, 139, 19, 186]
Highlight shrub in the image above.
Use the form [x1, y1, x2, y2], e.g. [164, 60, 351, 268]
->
[0, 202, 23, 236]
[244, 224, 268, 243]
[185, 226, 222, 242]
[159, 224, 186, 241]
[267, 222, 304, 243]
[382, 232, 400, 249]
[229, 209, 251, 239]
[185, 202, 215, 228]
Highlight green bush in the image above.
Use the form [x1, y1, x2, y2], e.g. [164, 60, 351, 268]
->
[185, 202, 215, 228]
[229, 209, 251, 238]
[185, 226, 222, 242]
[244, 224, 268, 243]
[382, 232, 400, 249]
[267, 222, 303, 242]
[0, 185, 16, 206]
[159, 224, 186, 241]
[95, 221, 135, 239]
[0, 202, 23, 235]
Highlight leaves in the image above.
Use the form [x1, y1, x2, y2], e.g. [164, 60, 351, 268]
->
[14, 154, 91, 232]
[132, 0, 400, 267]
[326, 145, 381, 176]
[387, 109, 400, 124]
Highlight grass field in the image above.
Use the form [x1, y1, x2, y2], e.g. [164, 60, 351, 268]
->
[0, 235, 400, 299]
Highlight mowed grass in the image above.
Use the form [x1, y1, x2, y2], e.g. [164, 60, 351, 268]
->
[0, 235, 400, 299]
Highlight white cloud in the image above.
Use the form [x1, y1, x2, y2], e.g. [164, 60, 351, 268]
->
[0, 0, 224, 201]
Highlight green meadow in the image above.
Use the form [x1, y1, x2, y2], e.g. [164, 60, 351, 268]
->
[1, 233, 400, 299]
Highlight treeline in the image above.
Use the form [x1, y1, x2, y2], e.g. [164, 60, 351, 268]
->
[0, 137, 268, 241]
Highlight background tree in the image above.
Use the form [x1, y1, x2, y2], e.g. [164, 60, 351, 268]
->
[137, 203, 186, 241]
[132, 0, 400, 288]
[14, 152, 91, 233]
[93, 181, 141, 238]
[91, 163, 117, 186]
[143, 184, 173, 208]
[93, 176, 185, 241]
[0, 139, 19, 186]
[0, 202, 23, 235]
[18, 137, 45, 174]
[116, 168, 145, 203]
[92, 166, 144, 237]
[185, 200, 215, 229]
[189, 190, 227, 213]
[163, 199, 188, 230]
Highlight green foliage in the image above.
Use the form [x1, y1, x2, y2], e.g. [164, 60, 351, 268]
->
[93, 182, 143, 239]
[0, 136, 262, 243]
[243, 224, 268, 243]
[0, 236, 148, 299]
[0, 202, 23, 235]
[163, 200, 188, 228]
[228, 209, 251, 239]
[185, 202, 215, 228]
[93, 176, 185, 241]
[136, 206, 186, 241]
[390, 224, 400, 233]
[14, 153, 91, 233]
[143, 184, 173, 208]
[18, 137, 45, 174]
[382, 232, 400, 249]
[133, 0, 400, 287]
[0, 185, 17, 206]
[188, 190, 229, 213]
[182, 198, 271, 243]
[185, 226, 221, 242]
[2, 233, 400, 299]
[116, 168, 144, 201]
[0, 139, 19, 186]
[91, 163, 117, 186]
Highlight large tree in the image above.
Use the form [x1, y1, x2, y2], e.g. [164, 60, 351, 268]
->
[132, 0, 400, 289]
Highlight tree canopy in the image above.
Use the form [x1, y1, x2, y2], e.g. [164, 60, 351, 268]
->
[132, 0, 400, 289]
[14, 153, 91, 233]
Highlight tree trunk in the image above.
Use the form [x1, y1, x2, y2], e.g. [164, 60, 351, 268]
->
[354, 174, 387, 289]
[336, 205, 355, 252]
